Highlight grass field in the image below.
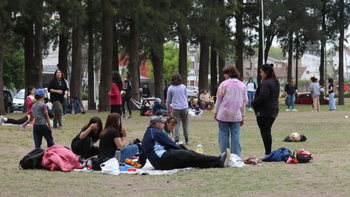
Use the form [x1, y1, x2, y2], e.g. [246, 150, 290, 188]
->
[1, 101, 350, 197]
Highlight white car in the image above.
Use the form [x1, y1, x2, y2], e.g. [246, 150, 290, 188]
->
[187, 86, 199, 98]
[12, 89, 25, 112]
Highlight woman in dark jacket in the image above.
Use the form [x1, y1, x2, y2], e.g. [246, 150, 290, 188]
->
[122, 72, 132, 119]
[252, 64, 280, 156]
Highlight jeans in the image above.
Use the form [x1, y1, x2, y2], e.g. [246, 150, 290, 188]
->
[247, 91, 255, 108]
[33, 125, 55, 149]
[156, 149, 221, 170]
[329, 92, 336, 110]
[171, 108, 189, 141]
[287, 93, 295, 109]
[218, 121, 241, 156]
[256, 116, 276, 155]
[71, 136, 99, 159]
[120, 144, 138, 163]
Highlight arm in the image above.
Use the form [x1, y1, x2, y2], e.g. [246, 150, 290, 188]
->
[153, 129, 181, 150]
[113, 128, 128, 150]
[108, 83, 118, 97]
[43, 105, 52, 129]
[252, 82, 270, 107]
[79, 124, 98, 140]
[166, 88, 172, 112]
[26, 96, 34, 107]
[160, 104, 167, 110]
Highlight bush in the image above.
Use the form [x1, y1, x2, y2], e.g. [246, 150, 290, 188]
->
[82, 92, 88, 100]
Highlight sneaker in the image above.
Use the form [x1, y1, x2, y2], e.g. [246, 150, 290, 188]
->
[128, 115, 132, 119]
[220, 148, 231, 168]
[185, 139, 190, 144]
[57, 126, 63, 130]
[311, 110, 315, 112]
[122, 115, 126, 119]
[292, 109, 298, 112]
[53, 125, 57, 129]
[0, 116, 3, 125]
[62, 117, 65, 120]
[317, 110, 320, 112]
[21, 124, 26, 131]
[286, 109, 290, 112]
[249, 108, 252, 112]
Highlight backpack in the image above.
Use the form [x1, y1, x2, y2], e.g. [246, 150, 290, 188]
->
[19, 148, 45, 169]
[262, 147, 291, 162]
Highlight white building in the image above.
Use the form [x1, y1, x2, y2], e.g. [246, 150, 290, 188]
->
[332, 49, 350, 80]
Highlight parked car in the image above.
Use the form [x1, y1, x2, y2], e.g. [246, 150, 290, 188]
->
[284, 92, 331, 105]
[187, 86, 199, 98]
[3, 90, 13, 113]
[12, 89, 25, 111]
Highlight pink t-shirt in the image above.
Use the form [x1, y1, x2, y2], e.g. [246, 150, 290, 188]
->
[216, 79, 248, 122]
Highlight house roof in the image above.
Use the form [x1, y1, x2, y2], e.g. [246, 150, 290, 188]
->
[118, 54, 151, 78]
[268, 56, 284, 63]
[274, 66, 307, 78]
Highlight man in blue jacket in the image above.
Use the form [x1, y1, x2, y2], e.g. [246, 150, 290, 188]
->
[138, 116, 231, 170]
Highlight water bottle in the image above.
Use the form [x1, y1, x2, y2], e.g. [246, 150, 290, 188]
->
[115, 149, 121, 162]
[196, 141, 203, 154]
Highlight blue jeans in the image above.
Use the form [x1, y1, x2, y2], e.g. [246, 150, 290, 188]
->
[33, 125, 55, 149]
[247, 91, 255, 108]
[218, 121, 241, 156]
[329, 92, 336, 110]
[287, 94, 295, 109]
[120, 144, 138, 163]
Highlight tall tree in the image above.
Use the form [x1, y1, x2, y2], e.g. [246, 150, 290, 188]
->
[87, 0, 96, 110]
[0, 17, 4, 114]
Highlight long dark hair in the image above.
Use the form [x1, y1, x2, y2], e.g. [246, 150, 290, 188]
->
[100, 113, 121, 137]
[82, 117, 103, 137]
[260, 63, 279, 87]
[54, 69, 61, 79]
[111, 71, 123, 90]
[328, 78, 333, 84]
[27, 86, 35, 97]
[125, 71, 131, 80]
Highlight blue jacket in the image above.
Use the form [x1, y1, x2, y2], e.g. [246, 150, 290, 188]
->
[152, 102, 167, 114]
[139, 126, 181, 169]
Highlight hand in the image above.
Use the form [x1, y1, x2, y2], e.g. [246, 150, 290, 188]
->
[63, 95, 67, 99]
[168, 111, 171, 116]
[57, 90, 63, 94]
[121, 128, 127, 137]
[214, 113, 218, 121]
[240, 119, 244, 127]
[49, 125, 53, 129]
[89, 123, 98, 131]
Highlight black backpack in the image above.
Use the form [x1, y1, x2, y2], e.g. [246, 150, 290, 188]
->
[19, 148, 45, 169]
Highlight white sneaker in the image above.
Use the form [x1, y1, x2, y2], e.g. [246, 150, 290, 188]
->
[0, 116, 3, 125]
[286, 109, 290, 112]
[292, 109, 298, 112]
[249, 108, 252, 112]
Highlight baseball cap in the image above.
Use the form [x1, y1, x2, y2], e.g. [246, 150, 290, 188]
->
[150, 116, 166, 125]
[34, 89, 45, 98]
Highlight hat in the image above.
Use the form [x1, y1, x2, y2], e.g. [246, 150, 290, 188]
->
[150, 116, 166, 125]
[155, 98, 161, 103]
[34, 89, 45, 98]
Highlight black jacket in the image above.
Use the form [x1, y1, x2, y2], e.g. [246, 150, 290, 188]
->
[252, 78, 279, 118]
[48, 78, 68, 103]
[284, 83, 297, 95]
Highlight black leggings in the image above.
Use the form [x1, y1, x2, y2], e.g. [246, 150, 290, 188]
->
[71, 136, 99, 159]
[6, 116, 28, 125]
[122, 95, 132, 115]
[256, 116, 276, 155]
[110, 105, 122, 115]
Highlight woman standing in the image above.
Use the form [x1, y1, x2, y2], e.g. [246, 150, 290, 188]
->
[246, 77, 256, 112]
[328, 78, 336, 111]
[21, 86, 36, 130]
[214, 66, 248, 156]
[284, 77, 298, 112]
[108, 71, 123, 114]
[48, 69, 68, 129]
[61, 73, 69, 117]
[166, 73, 190, 144]
[99, 113, 138, 163]
[252, 64, 280, 156]
[122, 72, 132, 119]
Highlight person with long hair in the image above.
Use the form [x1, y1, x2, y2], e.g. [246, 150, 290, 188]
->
[98, 113, 138, 163]
[21, 86, 36, 130]
[109, 71, 123, 114]
[328, 78, 336, 111]
[122, 71, 133, 119]
[214, 65, 248, 156]
[252, 64, 280, 156]
[284, 77, 298, 111]
[246, 77, 256, 112]
[166, 73, 190, 144]
[48, 69, 68, 129]
[71, 117, 103, 160]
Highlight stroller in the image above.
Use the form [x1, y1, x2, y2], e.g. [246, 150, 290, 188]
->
[139, 98, 155, 116]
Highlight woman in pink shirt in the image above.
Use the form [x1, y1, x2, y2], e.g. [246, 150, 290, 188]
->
[108, 71, 123, 114]
[214, 66, 248, 156]
[21, 86, 36, 130]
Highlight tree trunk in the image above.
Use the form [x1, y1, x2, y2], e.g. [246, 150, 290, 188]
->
[235, 0, 244, 75]
[99, 0, 114, 111]
[320, 1, 326, 104]
[71, 17, 83, 108]
[151, 37, 165, 104]
[338, 0, 344, 105]
[218, 0, 225, 84]
[24, 21, 35, 90]
[128, 21, 140, 105]
[295, 39, 299, 103]
[178, 30, 188, 86]
[87, 0, 96, 110]
[287, 32, 293, 82]
[257, 12, 263, 86]
[34, 20, 43, 88]
[0, 18, 5, 115]
[210, 47, 217, 95]
[199, 35, 209, 98]
[58, 34, 69, 81]
[113, 24, 119, 72]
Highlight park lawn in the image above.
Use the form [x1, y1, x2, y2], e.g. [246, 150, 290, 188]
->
[1, 101, 350, 197]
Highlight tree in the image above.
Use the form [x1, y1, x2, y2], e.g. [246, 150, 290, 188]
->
[3, 44, 25, 89]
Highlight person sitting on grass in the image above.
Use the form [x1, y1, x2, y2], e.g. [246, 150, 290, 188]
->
[138, 116, 231, 170]
[199, 89, 215, 110]
[153, 98, 167, 115]
[70, 96, 85, 114]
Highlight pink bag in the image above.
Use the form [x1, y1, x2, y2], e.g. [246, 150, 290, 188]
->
[297, 149, 313, 161]
[286, 156, 299, 164]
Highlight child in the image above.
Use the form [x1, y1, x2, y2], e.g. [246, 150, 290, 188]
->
[32, 89, 55, 149]
[70, 96, 84, 114]
[152, 98, 167, 115]
[21, 86, 36, 130]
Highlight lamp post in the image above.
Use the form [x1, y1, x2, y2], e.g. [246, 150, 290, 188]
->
[261, 0, 264, 64]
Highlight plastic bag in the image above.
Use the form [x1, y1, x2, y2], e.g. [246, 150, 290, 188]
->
[100, 158, 120, 175]
[228, 154, 245, 168]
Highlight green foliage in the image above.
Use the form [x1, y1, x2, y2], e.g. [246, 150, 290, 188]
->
[81, 92, 88, 100]
[268, 46, 284, 60]
[148, 42, 190, 84]
[3, 43, 25, 89]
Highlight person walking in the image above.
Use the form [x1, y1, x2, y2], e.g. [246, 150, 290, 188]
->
[284, 77, 298, 111]
[21, 86, 36, 130]
[48, 69, 68, 129]
[122, 71, 132, 119]
[61, 73, 69, 117]
[310, 77, 321, 112]
[108, 71, 123, 115]
[327, 78, 336, 111]
[246, 77, 256, 112]
[166, 73, 190, 144]
[214, 65, 248, 156]
[252, 64, 280, 156]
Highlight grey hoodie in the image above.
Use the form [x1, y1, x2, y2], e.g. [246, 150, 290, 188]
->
[310, 82, 320, 98]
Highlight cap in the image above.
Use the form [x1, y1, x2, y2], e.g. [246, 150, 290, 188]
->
[155, 98, 161, 103]
[150, 116, 166, 125]
[34, 89, 45, 98]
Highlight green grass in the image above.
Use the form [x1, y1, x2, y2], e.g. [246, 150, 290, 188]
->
[1, 100, 350, 196]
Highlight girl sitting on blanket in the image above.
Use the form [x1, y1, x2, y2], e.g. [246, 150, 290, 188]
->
[98, 113, 139, 163]
[163, 116, 187, 150]
[71, 117, 103, 161]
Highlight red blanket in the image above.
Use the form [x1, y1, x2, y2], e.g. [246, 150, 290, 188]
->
[41, 145, 84, 172]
